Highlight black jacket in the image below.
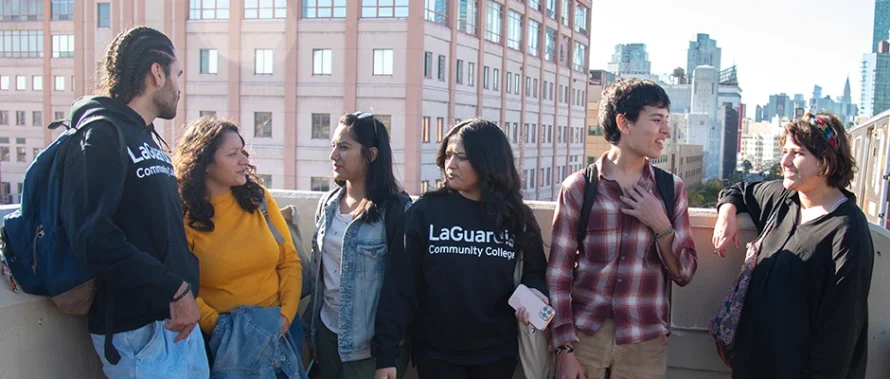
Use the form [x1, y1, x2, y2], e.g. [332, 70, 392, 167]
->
[60, 96, 199, 335]
[717, 180, 873, 379]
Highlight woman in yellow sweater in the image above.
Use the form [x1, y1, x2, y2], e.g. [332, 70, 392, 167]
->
[173, 116, 305, 378]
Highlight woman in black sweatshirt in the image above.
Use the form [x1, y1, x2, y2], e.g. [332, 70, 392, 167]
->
[711, 112, 874, 378]
[372, 119, 549, 379]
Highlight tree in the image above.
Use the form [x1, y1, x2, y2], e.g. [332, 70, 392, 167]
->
[764, 162, 783, 181]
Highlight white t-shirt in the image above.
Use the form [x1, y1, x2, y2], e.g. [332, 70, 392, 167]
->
[320, 208, 353, 333]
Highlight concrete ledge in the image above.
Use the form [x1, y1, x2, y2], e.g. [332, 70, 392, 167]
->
[0, 194, 888, 378]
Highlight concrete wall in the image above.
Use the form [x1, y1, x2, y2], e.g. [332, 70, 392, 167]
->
[1, 191, 889, 378]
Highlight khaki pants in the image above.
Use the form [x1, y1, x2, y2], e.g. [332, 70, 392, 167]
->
[574, 319, 668, 379]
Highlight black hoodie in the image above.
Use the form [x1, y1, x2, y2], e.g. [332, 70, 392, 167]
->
[59, 96, 199, 335]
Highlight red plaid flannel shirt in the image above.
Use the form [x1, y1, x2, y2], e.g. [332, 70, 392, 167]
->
[546, 158, 698, 349]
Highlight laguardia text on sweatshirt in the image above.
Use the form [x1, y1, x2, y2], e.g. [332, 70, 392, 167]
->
[372, 191, 548, 368]
[59, 96, 199, 335]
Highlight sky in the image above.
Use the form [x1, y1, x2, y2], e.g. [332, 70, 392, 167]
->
[588, 0, 875, 119]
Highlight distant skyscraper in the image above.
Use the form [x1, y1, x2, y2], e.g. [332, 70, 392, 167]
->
[755, 105, 764, 122]
[860, 52, 890, 117]
[607, 44, 652, 76]
[687, 34, 722, 82]
[875, 0, 890, 53]
[691, 66, 722, 179]
[843, 76, 852, 104]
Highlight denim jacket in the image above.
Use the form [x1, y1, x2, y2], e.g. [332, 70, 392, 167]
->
[208, 306, 307, 379]
[304, 188, 411, 362]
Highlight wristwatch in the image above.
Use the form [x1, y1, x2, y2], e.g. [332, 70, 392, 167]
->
[555, 345, 575, 355]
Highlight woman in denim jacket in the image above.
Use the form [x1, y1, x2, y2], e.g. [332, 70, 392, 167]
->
[173, 117, 307, 378]
[305, 112, 411, 379]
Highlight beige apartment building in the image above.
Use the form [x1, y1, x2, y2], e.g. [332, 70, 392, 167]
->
[0, 0, 590, 203]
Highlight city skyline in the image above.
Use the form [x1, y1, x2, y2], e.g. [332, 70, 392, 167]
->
[588, 0, 873, 119]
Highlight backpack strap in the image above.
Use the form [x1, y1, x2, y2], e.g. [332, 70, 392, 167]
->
[652, 167, 676, 223]
[259, 197, 285, 245]
[576, 164, 599, 255]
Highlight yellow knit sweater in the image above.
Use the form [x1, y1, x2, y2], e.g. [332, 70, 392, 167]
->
[185, 188, 302, 334]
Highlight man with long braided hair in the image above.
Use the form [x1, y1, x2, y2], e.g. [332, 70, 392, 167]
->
[59, 26, 208, 378]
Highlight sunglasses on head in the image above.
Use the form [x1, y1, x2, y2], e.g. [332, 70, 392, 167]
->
[353, 108, 379, 145]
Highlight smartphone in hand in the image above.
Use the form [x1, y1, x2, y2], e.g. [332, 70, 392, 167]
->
[508, 284, 555, 330]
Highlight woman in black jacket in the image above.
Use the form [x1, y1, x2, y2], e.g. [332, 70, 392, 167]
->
[372, 119, 549, 379]
[712, 112, 874, 378]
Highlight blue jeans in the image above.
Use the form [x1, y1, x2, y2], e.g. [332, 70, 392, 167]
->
[91, 321, 210, 379]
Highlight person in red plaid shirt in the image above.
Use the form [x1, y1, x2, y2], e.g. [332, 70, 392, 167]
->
[547, 78, 698, 379]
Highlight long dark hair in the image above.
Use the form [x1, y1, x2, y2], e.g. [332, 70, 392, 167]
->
[336, 112, 403, 223]
[98, 26, 175, 103]
[430, 118, 541, 252]
[173, 116, 265, 232]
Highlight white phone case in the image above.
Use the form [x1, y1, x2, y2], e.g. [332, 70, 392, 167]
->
[508, 284, 555, 330]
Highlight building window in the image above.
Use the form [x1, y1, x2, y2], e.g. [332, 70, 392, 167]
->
[373, 49, 394, 76]
[1, 0, 42, 21]
[422, 116, 430, 142]
[189, 0, 230, 20]
[31, 77, 41, 92]
[527, 19, 540, 57]
[52, 35, 74, 58]
[421, 180, 429, 193]
[437, 55, 446, 81]
[200, 49, 218, 74]
[302, 0, 347, 18]
[493, 68, 499, 91]
[525, 76, 531, 95]
[560, 0, 569, 26]
[533, 78, 538, 98]
[512, 123, 518, 143]
[483, 66, 489, 89]
[362, 0, 409, 18]
[16, 75, 25, 90]
[15, 111, 25, 126]
[513, 72, 519, 94]
[54, 75, 65, 91]
[467, 62, 475, 86]
[53, 111, 64, 121]
[425, 0, 448, 25]
[375, 114, 392, 133]
[254, 112, 272, 138]
[458, 0, 477, 35]
[456, 59, 463, 84]
[0, 148, 7, 162]
[199, 110, 216, 117]
[0, 30, 44, 58]
[32, 111, 41, 126]
[255, 49, 273, 75]
[244, 0, 286, 19]
[313, 49, 332, 76]
[506, 72, 512, 93]
[573, 42, 586, 72]
[0, 76, 7, 90]
[544, 28, 556, 61]
[16, 147, 25, 161]
[0, 111, 9, 125]
[311, 113, 330, 139]
[436, 117, 444, 142]
[575, 4, 588, 35]
[545, 0, 556, 19]
[257, 174, 272, 187]
[423, 52, 432, 78]
[311, 177, 330, 192]
[97, 3, 111, 27]
[507, 10, 522, 50]
[33, 148, 40, 160]
[51, 0, 73, 20]
[484, 1, 502, 43]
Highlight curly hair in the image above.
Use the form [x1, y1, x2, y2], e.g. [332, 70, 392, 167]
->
[780, 112, 857, 189]
[97, 26, 175, 104]
[429, 118, 542, 253]
[599, 78, 671, 145]
[173, 116, 265, 232]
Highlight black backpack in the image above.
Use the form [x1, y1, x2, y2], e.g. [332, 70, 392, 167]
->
[575, 164, 675, 254]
